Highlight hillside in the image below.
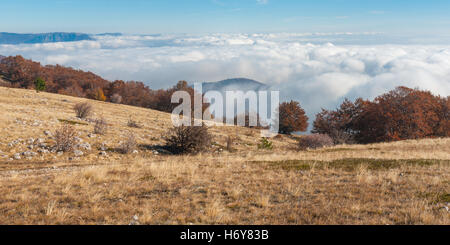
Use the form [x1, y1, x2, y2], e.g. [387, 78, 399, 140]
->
[0, 86, 449, 225]
[202, 78, 270, 92]
[0, 32, 93, 44]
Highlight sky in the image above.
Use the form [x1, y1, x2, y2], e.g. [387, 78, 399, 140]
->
[1, 0, 450, 34]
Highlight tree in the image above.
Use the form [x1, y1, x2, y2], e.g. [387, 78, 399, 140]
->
[34, 77, 46, 92]
[313, 86, 448, 144]
[312, 98, 366, 144]
[277, 100, 309, 135]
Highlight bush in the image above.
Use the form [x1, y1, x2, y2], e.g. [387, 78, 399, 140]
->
[226, 136, 234, 152]
[34, 77, 46, 92]
[111, 93, 123, 104]
[164, 124, 212, 154]
[74, 102, 93, 119]
[119, 131, 137, 154]
[94, 117, 108, 135]
[127, 118, 141, 128]
[298, 134, 334, 150]
[258, 137, 273, 150]
[54, 124, 77, 152]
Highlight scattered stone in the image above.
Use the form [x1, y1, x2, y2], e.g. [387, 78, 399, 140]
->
[22, 151, 37, 157]
[128, 215, 140, 225]
[73, 150, 84, 157]
[77, 143, 91, 151]
[37, 148, 49, 154]
[13, 153, 21, 160]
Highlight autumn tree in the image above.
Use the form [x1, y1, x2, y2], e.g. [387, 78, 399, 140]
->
[312, 98, 367, 144]
[277, 100, 308, 135]
[313, 86, 448, 144]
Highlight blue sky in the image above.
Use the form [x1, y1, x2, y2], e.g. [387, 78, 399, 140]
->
[1, 0, 450, 34]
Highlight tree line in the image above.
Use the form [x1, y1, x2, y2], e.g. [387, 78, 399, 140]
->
[1, 55, 448, 144]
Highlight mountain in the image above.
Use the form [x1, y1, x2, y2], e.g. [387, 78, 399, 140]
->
[0, 32, 93, 44]
[0, 55, 5, 61]
[202, 78, 270, 93]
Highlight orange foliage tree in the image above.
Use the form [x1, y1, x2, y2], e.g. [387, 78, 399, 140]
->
[277, 100, 309, 135]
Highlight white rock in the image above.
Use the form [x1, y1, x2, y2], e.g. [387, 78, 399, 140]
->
[73, 150, 84, 157]
[13, 153, 21, 160]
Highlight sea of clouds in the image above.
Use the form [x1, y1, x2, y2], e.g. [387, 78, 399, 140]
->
[0, 32, 449, 121]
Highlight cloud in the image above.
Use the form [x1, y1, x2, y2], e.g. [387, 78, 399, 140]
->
[0, 33, 449, 125]
[256, 0, 269, 4]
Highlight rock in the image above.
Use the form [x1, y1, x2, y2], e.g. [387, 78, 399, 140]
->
[36, 138, 45, 144]
[77, 143, 91, 151]
[57, 151, 63, 156]
[44, 130, 52, 136]
[22, 151, 37, 157]
[132, 150, 139, 154]
[99, 151, 107, 156]
[37, 148, 49, 154]
[13, 153, 21, 160]
[88, 134, 96, 138]
[73, 150, 84, 157]
[27, 145, 34, 150]
[128, 215, 140, 225]
[27, 138, 35, 144]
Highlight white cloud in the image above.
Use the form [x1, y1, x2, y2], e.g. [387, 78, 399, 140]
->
[256, 0, 268, 5]
[0, 33, 449, 124]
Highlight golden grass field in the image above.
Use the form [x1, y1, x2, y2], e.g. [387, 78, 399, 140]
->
[0, 86, 448, 225]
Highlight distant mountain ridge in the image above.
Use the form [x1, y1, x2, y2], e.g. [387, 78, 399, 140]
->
[202, 78, 270, 93]
[0, 32, 93, 44]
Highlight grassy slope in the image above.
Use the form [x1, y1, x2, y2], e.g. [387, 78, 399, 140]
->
[0, 86, 449, 224]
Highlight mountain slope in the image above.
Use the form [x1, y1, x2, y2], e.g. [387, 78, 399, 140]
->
[202, 78, 270, 92]
[0, 86, 448, 225]
[0, 32, 93, 44]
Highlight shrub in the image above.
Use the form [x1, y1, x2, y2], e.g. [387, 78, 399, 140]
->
[111, 93, 123, 104]
[34, 77, 46, 92]
[298, 134, 334, 150]
[127, 118, 141, 128]
[164, 124, 212, 154]
[258, 137, 273, 150]
[74, 102, 92, 119]
[119, 131, 137, 154]
[226, 136, 234, 152]
[94, 117, 108, 135]
[54, 124, 77, 152]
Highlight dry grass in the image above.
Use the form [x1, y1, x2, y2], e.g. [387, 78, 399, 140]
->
[0, 87, 449, 225]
